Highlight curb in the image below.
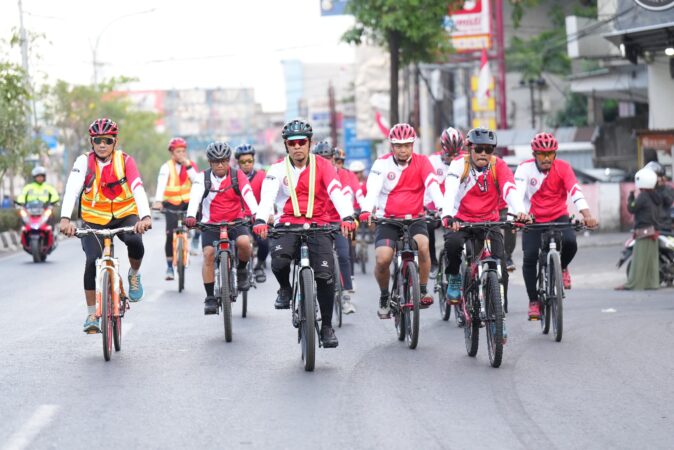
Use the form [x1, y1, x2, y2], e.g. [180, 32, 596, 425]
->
[0, 231, 20, 252]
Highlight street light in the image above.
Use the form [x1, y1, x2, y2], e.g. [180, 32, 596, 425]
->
[90, 8, 156, 85]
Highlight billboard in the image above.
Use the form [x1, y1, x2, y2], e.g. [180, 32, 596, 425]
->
[445, 0, 492, 52]
[320, 0, 349, 16]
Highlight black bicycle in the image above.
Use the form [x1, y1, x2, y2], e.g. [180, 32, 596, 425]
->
[197, 219, 249, 342]
[269, 224, 339, 372]
[435, 246, 466, 327]
[161, 208, 190, 293]
[523, 221, 584, 342]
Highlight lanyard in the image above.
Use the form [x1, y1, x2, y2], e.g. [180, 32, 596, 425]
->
[285, 154, 316, 218]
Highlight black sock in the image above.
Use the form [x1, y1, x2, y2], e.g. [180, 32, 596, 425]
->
[420, 284, 427, 295]
[204, 282, 214, 297]
[237, 259, 247, 270]
[273, 266, 292, 288]
[380, 288, 389, 299]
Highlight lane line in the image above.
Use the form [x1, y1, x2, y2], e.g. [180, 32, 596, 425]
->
[2, 404, 59, 450]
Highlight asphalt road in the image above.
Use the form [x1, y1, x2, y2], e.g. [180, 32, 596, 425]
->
[0, 222, 672, 449]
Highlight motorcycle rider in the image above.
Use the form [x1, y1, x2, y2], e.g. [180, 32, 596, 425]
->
[16, 166, 60, 221]
[643, 161, 673, 233]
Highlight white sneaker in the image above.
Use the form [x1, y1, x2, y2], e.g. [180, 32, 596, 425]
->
[377, 305, 391, 319]
[342, 298, 356, 314]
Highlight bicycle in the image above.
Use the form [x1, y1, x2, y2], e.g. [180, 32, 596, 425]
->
[523, 221, 584, 342]
[434, 246, 466, 327]
[75, 226, 136, 361]
[373, 216, 428, 350]
[162, 208, 190, 293]
[352, 222, 372, 275]
[197, 219, 249, 342]
[333, 248, 343, 328]
[269, 223, 339, 372]
[456, 221, 516, 368]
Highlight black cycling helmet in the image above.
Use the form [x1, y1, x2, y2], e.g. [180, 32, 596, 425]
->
[466, 127, 497, 147]
[235, 144, 255, 158]
[311, 140, 333, 157]
[282, 119, 313, 140]
[206, 142, 232, 161]
[644, 161, 665, 177]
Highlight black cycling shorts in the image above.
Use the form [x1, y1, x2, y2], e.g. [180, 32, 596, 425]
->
[374, 221, 428, 249]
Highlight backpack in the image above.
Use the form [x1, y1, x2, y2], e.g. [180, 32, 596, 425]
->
[197, 168, 242, 220]
[460, 154, 499, 194]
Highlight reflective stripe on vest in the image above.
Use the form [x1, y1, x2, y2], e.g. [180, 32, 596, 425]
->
[80, 150, 138, 225]
[163, 160, 191, 205]
[285, 154, 316, 218]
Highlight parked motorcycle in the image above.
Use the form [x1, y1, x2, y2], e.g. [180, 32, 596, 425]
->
[617, 232, 674, 287]
[17, 201, 57, 262]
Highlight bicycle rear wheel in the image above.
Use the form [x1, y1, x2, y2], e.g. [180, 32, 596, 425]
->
[403, 261, 420, 349]
[359, 242, 368, 274]
[437, 250, 450, 321]
[101, 270, 113, 361]
[485, 271, 504, 368]
[241, 290, 248, 318]
[539, 264, 551, 334]
[177, 236, 185, 293]
[333, 253, 343, 327]
[300, 268, 316, 372]
[463, 268, 479, 357]
[549, 252, 564, 342]
[220, 256, 233, 342]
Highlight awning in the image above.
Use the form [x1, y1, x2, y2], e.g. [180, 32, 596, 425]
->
[568, 65, 648, 102]
[604, 21, 674, 54]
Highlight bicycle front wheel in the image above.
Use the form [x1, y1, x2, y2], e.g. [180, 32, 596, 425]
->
[549, 252, 564, 342]
[359, 243, 368, 274]
[333, 252, 342, 328]
[101, 270, 113, 361]
[300, 268, 316, 372]
[437, 250, 450, 321]
[220, 256, 233, 342]
[177, 236, 185, 293]
[403, 261, 420, 349]
[485, 271, 504, 368]
[463, 268, 479, 357]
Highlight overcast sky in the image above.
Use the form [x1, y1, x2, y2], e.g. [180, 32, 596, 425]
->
[0, 0, 356, 112]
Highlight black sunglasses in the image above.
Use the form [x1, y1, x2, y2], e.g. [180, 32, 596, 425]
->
[92, 137, 116, 145]
[472, 145, 495, 155]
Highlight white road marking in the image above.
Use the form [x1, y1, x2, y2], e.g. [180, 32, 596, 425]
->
[2, 404, 59, 450]
[602, 308, 617, 313]
[145, 290, 163, 303]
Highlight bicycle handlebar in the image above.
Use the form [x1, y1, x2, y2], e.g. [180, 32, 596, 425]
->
[74, 226, 136, 238]
[268, 223, 339, 238]
[522, 221, 585, 231]
[195, 219, 250, 231]
[458, 221, 524, 231]
[372, 215, 435, 226]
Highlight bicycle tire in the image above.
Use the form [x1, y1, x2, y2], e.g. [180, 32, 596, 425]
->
[359, 243, 368, 275]
[113, 285, 123, 352]
[30, 237, 41, 263]
[220, 256, 233, 342]
[177, 237, 185, 293]
[394, 271, 406, 342]
[485, 271, 504, 368]
[540, 264, 551, 334]
[463, 267, 479, 357]
[403, 261, 420, 349]
[101, 270, 113, 361]
[549, 252, 564, 342]
[242, 290, 248, 318]
[333, 252, 342, 328]
[437, 250, 450, 321]
[300, 268, 316, 372]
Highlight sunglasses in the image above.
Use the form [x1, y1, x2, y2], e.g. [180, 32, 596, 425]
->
[287, 139, 308, 147]
[238, 158, 254, 164]
[92, 137, 116, 145]
[472, 145, 495, 155]
[536, 151, 556, 159]
[210, 159, 229, 166]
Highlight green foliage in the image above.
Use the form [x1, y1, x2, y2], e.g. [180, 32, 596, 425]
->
[0, 208, 21, 232]
[508, 32, 571, 79]
[342, 0, 451, 65]
[43, 77, 169, 193]
[510, 0, 542, 29]
[550, 92, 588, 127]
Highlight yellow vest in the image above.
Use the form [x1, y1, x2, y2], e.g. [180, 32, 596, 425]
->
[80, 151, 138, 225]
[163, 160, 192, 205]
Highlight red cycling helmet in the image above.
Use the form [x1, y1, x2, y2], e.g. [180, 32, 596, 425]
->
[531, 132, 558, 152]
[88, 118, 119, 137]
[168, 137, 187, 151]
[389, 123, 417, 144]
[440, 127, 464, 156]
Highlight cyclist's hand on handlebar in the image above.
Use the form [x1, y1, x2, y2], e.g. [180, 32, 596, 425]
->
[514, 212, 533, 224]
[59, 218, 76, 237]
[253, 219, 268, 239]
[580, 211, 599, 229]
[442, 215, 460, 231]
[134, 216, 153, 234]
[358, 211, 372, 225]
[341, 216, 356, 237]
[184, 217, 197, 229]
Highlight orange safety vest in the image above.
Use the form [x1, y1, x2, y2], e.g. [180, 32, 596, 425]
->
[80, 150, 138, 225]
[163, 159, 192, 205]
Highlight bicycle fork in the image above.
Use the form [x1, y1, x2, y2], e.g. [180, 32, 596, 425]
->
[95, 258, 121, 317]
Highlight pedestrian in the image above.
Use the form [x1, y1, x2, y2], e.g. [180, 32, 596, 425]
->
[644, 161, 673, 232]
[617, 168, 661, 290]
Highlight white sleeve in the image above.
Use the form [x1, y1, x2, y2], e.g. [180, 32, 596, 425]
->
[256, 169, 280, 222]
[243, 189, 258, 216]
[355, 187, 365, 207]
[360, 160, 384, 213]
[505, 186, 526, 215]
[186, 165, 199, 183]
[329, 187, 355, 219]
[132, 184, 152, 219]
[513, 164, 528, 206]
[154, 163, 169, 202]
[427, 181, 443, 209]
[186, 172, 206, 218]
[60, 155, 88, 219]
[440, 161, 462, 217]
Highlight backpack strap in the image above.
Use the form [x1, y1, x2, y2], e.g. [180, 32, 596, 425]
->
[460, 154, 500, 195]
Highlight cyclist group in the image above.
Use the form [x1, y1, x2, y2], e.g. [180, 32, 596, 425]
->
[58, 116, 598, 349]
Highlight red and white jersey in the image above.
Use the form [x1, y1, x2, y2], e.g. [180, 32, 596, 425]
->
[242, 169, 266, 217]
[186, 169, 258, 223]
[441, 156, 525, 222]
[514, 158, 589, 223]
[257, 155, 354, 225]
[361, 152, 442, 218]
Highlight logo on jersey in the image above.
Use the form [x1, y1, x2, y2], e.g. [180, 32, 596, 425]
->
[530, 178, 538, 186]
[387, 172, 396, 181]
[283, 176, 289, 186]
[436, 169, 443, 176]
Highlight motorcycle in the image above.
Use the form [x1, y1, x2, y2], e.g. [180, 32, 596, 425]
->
[617, 232, 674, 287]
[17, 201, 57, 263]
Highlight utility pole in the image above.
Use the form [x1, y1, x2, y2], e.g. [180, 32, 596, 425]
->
[17, 0, 36, 132]
[495, 0, 508, 129]
[328, 82, 338, 147]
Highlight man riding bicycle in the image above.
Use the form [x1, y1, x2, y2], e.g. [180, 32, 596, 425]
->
[253, 119, 356, 348]
[235, 143, 269, 283]
[514, 132, 598, 320]
[152, 137, 199, 281]
[184, 142, 259, 315]
[440, 128, 530, 307]
[359, 123, 444, 318]
[59, 118, 152, 333]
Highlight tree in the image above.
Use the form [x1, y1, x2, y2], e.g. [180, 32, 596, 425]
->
[342, 0, 450, 125]
[43, 77, 169, 193]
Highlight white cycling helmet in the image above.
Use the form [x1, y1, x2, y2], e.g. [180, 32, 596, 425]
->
[349, 161, 366, 172]
[635, 168, 657, 189]
[31, 166, 47, 178]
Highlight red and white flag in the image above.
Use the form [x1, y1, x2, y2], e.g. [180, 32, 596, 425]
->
[477, 48, 491, 103]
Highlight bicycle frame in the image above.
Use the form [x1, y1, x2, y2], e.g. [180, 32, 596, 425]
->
[462, 234, 503, 326]
[171, 211, 190, 269]
[289, 235, 316, 333]
[94, 237, 126, 318]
